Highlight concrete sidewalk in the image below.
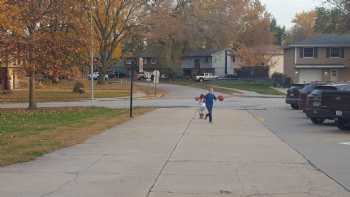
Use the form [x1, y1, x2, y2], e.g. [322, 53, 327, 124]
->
[0, 109, 348, 197]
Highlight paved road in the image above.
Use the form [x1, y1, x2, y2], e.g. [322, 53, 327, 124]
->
[1, 108, 348, 197]
[0, 83, 281, 110]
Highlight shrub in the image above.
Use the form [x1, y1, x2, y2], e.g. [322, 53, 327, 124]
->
[72, 81, 85, 94]
[271, 73, 291, 88]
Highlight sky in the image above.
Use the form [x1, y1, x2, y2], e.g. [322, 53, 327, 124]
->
[260, 0, 323, 28]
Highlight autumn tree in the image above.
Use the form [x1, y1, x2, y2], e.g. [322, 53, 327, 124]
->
[313, 0, 350, 33]
[141, 0, 189, 72]
[0, 0, 86, 109]
[88, 0, 146, 81]
[315, 7, 345, 33]
[233, 1, 275, 66]
[143, 0, 274, 70]
[285, 11, 317, 44]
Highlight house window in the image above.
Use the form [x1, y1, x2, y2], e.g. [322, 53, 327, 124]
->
[126, 59, 133, 65]
[194, 59, 200, 69]
[327, 48, 344, 58]
[302, 48, 317, 58]
[331, 48, 340, 57]
[205, 57, 210, 63]
[332, 70, 337, 77]
[151, 58, 157, 64]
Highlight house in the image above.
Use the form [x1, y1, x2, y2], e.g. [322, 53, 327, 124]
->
[0, 58, 21, 91]
[124, 52, 159, 73]
[250, 45, 284, 77]
[232, 45, 284, 77]
[284, 34, 350, 83]
[181, 49, 235, 77]
[268, 47, 284, 77]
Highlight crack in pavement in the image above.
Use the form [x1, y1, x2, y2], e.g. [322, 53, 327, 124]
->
[145, 110, 196, 197]
[40, 155, 105, 197]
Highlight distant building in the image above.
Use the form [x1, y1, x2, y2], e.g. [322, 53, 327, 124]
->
[124, 51, 159, 73]
[284, 34, 350, 83]
[181, 49, 235, 77]
[250, 45, 284, 77]
[232, 45, 284, 78]
[0, 57, 21, 91]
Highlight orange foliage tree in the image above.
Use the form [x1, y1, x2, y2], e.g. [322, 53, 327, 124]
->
[0, 0, 86, 109]
[87, 0, 145, 81]
[286, 11, 317, 43]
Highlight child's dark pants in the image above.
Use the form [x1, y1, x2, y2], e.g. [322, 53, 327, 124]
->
[206, 106, 213, 123]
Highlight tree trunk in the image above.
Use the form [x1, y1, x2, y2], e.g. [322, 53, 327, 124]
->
[98, 54, 108, 84]
[28, 70, 37, 109]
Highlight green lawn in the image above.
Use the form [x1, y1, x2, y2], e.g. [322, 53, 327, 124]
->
[209, 80, 284, 95]
[0, 107, 151, 166]
[0, 89, 129, 103]
[0, 80, 159, 103]
[167, 79, 284, 95]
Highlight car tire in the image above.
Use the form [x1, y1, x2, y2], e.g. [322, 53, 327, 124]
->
[199, 78, 204, 82]
[336, 118, 350, 130]
[311, 118, 325, 125]
[291, 104, 299, 110]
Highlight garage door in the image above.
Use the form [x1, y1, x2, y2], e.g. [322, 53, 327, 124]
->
[298, 69, 322, 83]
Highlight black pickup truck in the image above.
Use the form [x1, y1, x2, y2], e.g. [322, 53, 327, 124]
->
[304, 84, 350, 125]
[322, 90, 350, 130]
[285, 84, 306, 109]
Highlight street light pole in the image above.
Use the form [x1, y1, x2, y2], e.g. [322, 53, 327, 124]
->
[90, 2, 94, 102]
[130, 62, 134, 118]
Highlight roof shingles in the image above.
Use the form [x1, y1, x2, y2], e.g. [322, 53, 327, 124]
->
[289, 34, 350, 47]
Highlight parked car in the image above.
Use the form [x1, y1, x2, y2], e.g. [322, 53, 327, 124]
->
[88, 72, 100, 80]
[303, 84, 350, 124]
[285, 84, 306, 109]
[160, 73, 169, 79]
[136, 72, 146, 80]
[195, 73, 218, 82]
[298, 82, 328, 111]
[319, 88, 350, 130]
[136, 71, 154, 81]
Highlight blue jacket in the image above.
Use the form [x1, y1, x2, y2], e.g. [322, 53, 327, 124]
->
[205, 93, 216, 110]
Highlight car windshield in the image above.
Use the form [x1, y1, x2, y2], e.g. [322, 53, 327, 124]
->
[314, 86, 337, 91]
[291, 84, 305, 89]
[301, 84, 316, 92]
[310, 89, 322, 95]
[338, 85, 350, 91]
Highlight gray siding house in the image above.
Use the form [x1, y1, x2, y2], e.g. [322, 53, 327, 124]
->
[182, 49, 234, 77]
[284, 34, 350, 83]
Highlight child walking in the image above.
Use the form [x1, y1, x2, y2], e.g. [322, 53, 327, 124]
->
[197, 94, 206, 119]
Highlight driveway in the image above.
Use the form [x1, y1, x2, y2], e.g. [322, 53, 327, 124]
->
[0, 108, 348, 197]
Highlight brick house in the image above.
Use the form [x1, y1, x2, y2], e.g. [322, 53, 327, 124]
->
[284, 34, 350, 83]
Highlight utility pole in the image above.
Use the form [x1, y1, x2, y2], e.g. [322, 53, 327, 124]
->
[90, 1, 94, 102]
[129, 60, 135, 118]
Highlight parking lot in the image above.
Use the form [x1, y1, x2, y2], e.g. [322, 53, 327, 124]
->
[250, 102, 350, 191]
